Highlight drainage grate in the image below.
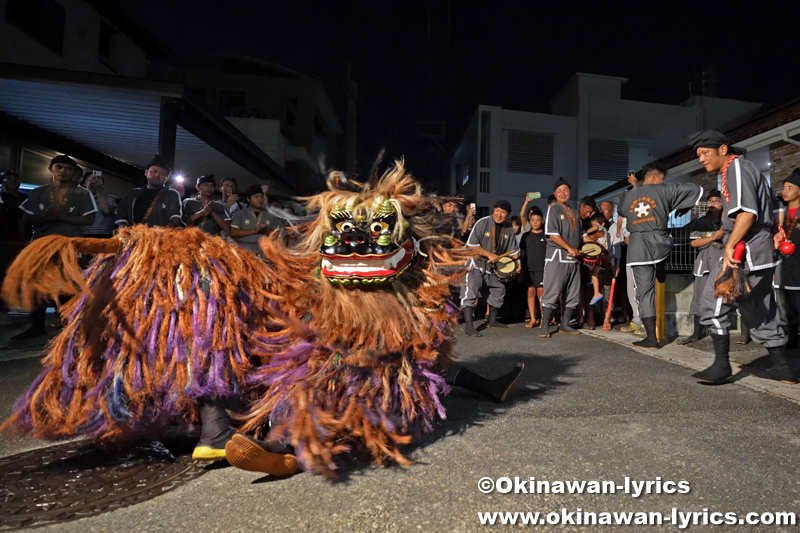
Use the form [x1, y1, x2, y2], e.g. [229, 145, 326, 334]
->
[0, 440, 206, 530]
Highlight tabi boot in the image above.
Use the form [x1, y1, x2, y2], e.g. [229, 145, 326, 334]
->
[487, 306, 508, 328]
[12, 308, 47, 340]
[539, 307, 553, 338]
[786, 328, 799, 351]
[450, 362, 525, 402]
[462, 307, 481, 337]
[692, 334, 732, 384]
[632, 317, 659, 349]
[680, 315, 703, 345]
[192, 401, 235, 461]
[225, 434, 298, 476]
[559, 307, 580, 335]
[747, 345, 798, 384]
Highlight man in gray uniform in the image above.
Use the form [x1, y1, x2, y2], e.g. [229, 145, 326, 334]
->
[16, 155, 97, 339]
[619, 162, 703, 349]
[540, 177, 583, 337]
[183, 174, 231, 237]
[230, 184, 281, 257]
[116, 155, 182, 228]
[774, 169, 800, 351]
[690, 129, 794, 384]
[682, 189, 725, 344]
[461, 199, 519, 336]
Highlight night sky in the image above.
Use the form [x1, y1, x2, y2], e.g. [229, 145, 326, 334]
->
[120, 0, 800, 188]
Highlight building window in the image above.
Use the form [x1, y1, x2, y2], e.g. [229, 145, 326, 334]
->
[588, 138, 628, 181]
[479, 171, 490, 193]
[281, 97, 298, 127]
[98, 20, 119, 69]
[507, 131, 554, 175]
[220, 91, 247, 117]
[5, 0, 65, 56]
[480, 111, 491, 168]
[314, 115, 326, 138]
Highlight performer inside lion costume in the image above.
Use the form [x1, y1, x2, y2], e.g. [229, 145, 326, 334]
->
[1, 161, 523, 477]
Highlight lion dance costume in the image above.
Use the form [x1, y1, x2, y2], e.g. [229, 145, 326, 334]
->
[1, 161, 522, 477]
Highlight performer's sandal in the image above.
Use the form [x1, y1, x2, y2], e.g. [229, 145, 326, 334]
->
[225, 435, 298, 476]
[192, 445, 228, 461]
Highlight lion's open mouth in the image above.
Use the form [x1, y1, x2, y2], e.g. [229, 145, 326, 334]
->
[321, 240, 414, 281]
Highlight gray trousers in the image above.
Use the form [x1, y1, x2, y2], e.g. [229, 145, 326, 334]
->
[776, 288, 800, 338]
[541, 260, 580, 310]
[699, 266, 785, 348]
[626, 264, 641, 326]
[631, 261, 666, 320]
[460, 269, 506, 309]
[689, 273, 712, 316]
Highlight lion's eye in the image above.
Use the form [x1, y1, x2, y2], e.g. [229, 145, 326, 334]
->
[336, 221, 354, 232]
[370, 221, 388, 233]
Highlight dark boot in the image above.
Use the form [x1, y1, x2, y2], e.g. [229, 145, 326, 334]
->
[462, 307, 481, 337]
[192, 401, 235, 461]
[12, 308, 47, 340]
[487, 306, 507, 328]
[450, 362, 525, 402]
[786, 328, 799, 351]
[539, 307, 553, 338]
[680, 315, 703, 345]
[559, 307, 580, 334]
[747, 345, 798, 383]
[692, 334, 732, 384]
[633, 316, 659, 349]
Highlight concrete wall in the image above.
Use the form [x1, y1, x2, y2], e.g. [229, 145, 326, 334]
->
[159, 68, 340, 169]
[226, 118, 287, 167]
[499, 108, 576, 214]
[0, 0, 146, 77]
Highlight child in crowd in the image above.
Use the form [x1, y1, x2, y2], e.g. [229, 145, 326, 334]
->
[510, 215, 522, 244]
[588, 212, 608, 306]
[519, 207, 547, 327]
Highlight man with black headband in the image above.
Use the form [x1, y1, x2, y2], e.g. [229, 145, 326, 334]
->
[682, 189, 725, 344]
[14, 155, 97, 339]
[460, 199, 519, 336]
[183, 174, 231, 236]
[539, 177, 583, 337]
[230, 184, 281, 257]
[774, 168, 800, 351]
[689, 129, 794, 384]
[116, 155, 182, 228]
[619, 162, 702, 349]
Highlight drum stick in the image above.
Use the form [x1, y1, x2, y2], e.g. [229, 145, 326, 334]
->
[602, 277, 616, 331]
[496, 249, 518, 259]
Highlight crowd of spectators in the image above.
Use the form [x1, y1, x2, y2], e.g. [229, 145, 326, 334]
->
[445, 190, 639, 334]
[0, 154, 289, 339]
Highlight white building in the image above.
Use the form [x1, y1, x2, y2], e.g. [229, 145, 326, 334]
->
[450, 73, 761, 217]
[0, 1, 342, 196]
[0, 0, 152, 78]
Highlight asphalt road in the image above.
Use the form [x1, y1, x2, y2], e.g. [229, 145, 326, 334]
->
[1, 323, 799, 532]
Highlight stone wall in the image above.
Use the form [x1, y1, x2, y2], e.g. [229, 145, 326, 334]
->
[664, 273, 739, 338]
[769, 142, 800, 190]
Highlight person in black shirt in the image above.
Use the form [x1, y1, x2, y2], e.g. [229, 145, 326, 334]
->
[519, 207, 547, 327]
[1, 171, 27, 241]
[116, 155, 182, 228]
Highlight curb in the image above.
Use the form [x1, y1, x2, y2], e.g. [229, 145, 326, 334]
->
[580, 327, 800, 405]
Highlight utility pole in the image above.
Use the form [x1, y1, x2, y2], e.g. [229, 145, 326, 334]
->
[346, 62, 358, 173]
